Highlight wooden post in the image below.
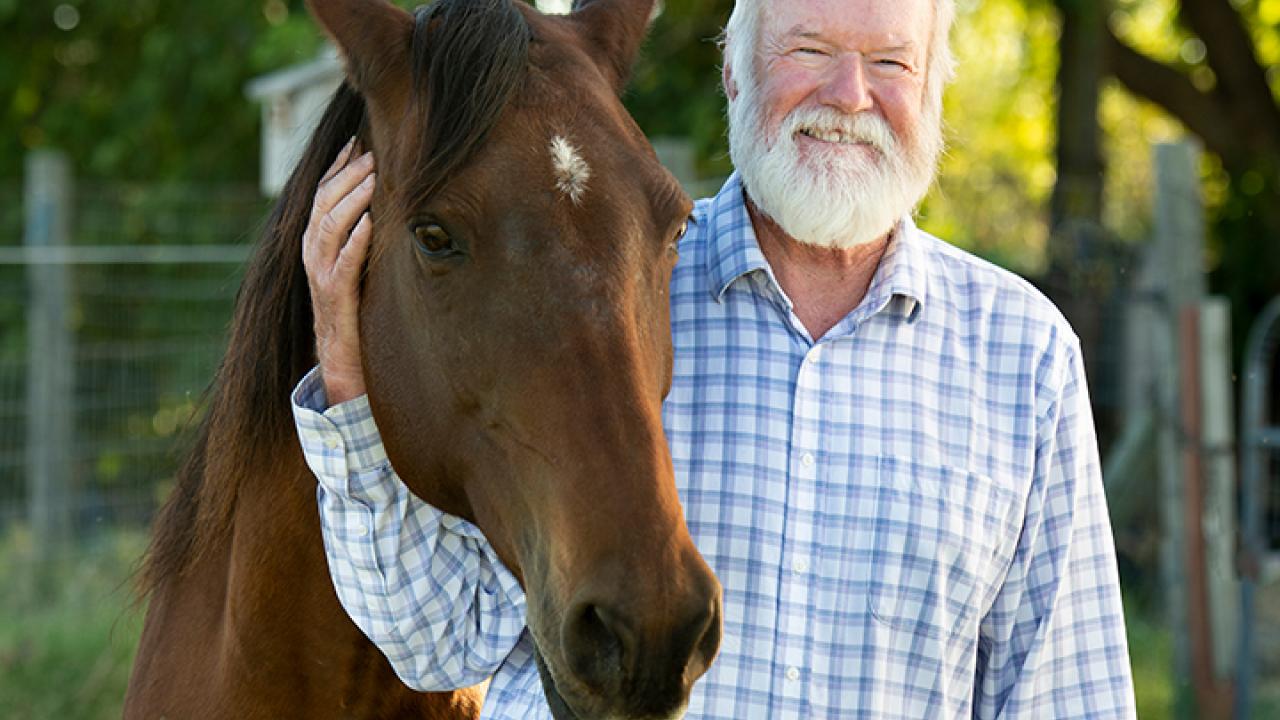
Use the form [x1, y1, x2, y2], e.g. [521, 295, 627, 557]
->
[1152, 141, 1205, 718]
[1152, 141, 1239, 716]
[1198, 298, 1238, 691]
[23, 150, 75, 561]
[1108, 231, 1163, 526]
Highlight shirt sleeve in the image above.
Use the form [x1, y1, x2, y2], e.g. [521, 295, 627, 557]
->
[291, 367, 529, 692]
[973, 338, 1138, 718]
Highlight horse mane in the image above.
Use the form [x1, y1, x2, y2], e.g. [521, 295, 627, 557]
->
[138, 0, 532, 596]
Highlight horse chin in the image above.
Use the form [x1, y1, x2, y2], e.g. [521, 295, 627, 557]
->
[532, 647, 690, 720]
[533, 646, 587, 720]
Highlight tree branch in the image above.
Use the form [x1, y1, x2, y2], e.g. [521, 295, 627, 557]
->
[1103, 29, 1244, 168]
[1177, 0, 1280, 153]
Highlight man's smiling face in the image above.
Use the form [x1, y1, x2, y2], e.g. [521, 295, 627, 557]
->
[724, 0, 944, 250]
[752, 0, 931, 167]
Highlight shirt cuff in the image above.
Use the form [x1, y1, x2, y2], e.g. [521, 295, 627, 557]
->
[292, 367, 391, 483]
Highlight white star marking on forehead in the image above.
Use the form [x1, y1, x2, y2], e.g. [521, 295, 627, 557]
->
[550, 135, 590, 205]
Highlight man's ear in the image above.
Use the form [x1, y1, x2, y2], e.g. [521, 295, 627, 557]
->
[567, 0, 660, 94]
[305, 0, 414, 121]
[723, 59, 739, 102]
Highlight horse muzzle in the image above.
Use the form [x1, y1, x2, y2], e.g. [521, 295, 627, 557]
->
[530, 550, 722, 720]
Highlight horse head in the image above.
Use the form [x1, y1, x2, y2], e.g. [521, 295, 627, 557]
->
[305, 1, 722, 718]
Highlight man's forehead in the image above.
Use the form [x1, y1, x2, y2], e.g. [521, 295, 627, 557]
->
[783, 25, 919, 52]
[761, 0, 932, 48]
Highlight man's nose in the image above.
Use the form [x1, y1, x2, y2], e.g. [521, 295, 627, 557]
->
[818, 53, 873, 114]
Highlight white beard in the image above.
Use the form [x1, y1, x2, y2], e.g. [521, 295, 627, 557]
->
[728, 82, 942, 250]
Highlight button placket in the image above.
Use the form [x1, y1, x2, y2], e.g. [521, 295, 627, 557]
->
[777, 346, 822, 704]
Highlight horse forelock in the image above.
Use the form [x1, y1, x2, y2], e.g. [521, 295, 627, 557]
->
[386, 0, 530, 227]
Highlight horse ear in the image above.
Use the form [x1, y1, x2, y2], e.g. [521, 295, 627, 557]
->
[568, 0, 659, 94]
[305, 0, 414, 114]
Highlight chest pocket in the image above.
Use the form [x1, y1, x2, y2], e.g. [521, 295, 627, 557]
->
[866, 455, 1022, 639]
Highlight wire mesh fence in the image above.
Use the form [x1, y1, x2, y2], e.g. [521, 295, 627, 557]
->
[0, 180, 267, 547]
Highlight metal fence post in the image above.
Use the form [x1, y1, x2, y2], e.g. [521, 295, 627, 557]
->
[24, 149, 75, 559]
[1237, 296, 1280, 720]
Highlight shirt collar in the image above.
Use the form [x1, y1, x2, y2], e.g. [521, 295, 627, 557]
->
[858, 215, 929, 323]
[703, 173, 929, 322]
[704, 172, 772, 303]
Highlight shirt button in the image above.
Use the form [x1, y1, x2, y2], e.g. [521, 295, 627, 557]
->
[785, 666, 801, 682]
[355, 524, 370, 537]
[800, 452, 816, 467]
[324, 437, 340, 450]
[792, 557, 810, 574]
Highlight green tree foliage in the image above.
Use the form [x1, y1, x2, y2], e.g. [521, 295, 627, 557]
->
[927, 0, 1062, 273]
[1106, 0, 1280, 355]
[627, 0, 735, 181]
[1, 0, 326, 183]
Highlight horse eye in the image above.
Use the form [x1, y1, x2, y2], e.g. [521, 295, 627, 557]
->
[668, 220, 689, 253]
[414, 224, 455, 257]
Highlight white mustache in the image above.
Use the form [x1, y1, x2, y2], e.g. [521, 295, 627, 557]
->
[781, 107, 897, 155]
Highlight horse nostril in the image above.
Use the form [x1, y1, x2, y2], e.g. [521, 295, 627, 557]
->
[688, 597, 722, 682]
[563, 601, 631, 693]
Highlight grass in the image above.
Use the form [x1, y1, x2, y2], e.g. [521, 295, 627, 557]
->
[1125, 594, 1176, 719]
[0, 526, 146, 720]
[1123, 591, 1280, 719]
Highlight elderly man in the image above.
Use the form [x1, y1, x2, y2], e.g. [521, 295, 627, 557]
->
[292, 0, 1137, 717]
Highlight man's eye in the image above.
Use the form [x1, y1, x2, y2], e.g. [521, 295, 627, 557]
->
[873, 60, 910, 75]
[788, 45, 830, 60]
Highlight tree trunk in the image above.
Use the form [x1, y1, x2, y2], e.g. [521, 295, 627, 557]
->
[1046, 0, 1115, 449]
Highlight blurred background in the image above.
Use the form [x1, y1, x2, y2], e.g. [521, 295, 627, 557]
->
[2, 0, 1279, 717]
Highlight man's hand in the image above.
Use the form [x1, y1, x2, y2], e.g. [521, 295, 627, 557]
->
[302, 137, 376, 405]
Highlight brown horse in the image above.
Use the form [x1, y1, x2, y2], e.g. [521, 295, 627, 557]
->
[123, 1, 721, 718]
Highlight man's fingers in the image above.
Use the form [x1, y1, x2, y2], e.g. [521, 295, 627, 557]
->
[334, 212, 373, 279]
[319, 136, 357, 186]
[314, 151, 375, 220]
[306, 146, 365, 270]
[315, 172, 376, 267]
[307, 155, 375, 273]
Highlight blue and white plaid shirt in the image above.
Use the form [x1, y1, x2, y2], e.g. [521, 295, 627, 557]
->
[293, 173, 1136, 719]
